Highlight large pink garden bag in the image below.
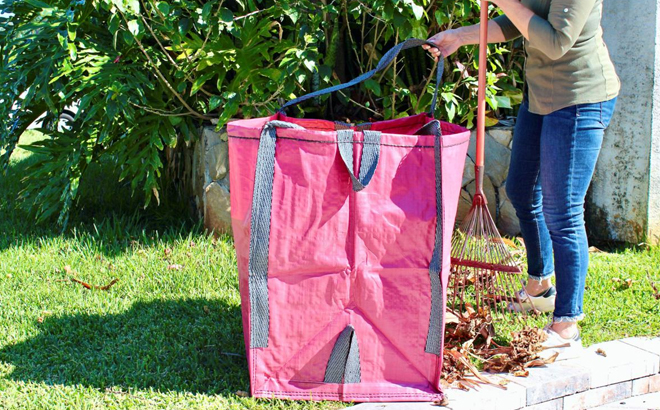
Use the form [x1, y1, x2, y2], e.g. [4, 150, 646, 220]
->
[227, 39, 470, 402]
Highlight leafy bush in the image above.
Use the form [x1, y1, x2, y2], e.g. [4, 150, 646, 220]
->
[0, 0, 523, 226]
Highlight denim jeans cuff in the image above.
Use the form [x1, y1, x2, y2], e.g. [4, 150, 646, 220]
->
[553, 313, 585, 323]
[527, 271, 555, 281]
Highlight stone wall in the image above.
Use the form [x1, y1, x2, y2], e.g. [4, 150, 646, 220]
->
[196, 125, 521, 237]
[459, 127, 520, 237]
[192, 126, 232, 235]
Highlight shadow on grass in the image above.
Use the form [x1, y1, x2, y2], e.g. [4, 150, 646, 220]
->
[0, 298, 248, 395]
[0, 146, 200, 256]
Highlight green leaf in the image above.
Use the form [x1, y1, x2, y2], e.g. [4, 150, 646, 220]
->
[67, 24, 77, 41]
[364, 78, 382, 97]
[168, 116, 183, 126]
[156, 1, 170, 15]
[494, 95, 512, 109]
[447, 102, 456, 121]
[191, 71, 215, 96]
[160, 124, 177, 148]
[178, 18, 191, 35]
[67, 42, 77, 60]
[127, 20, 140, 36]
[435, 10, 449, 25]
[202, 2, 214, 21]
[127, 0, 139, 13]
[208, 96, 222, 111]
[303, 58, 316, 73]
[410, 2, 424, 20]
[23, 0, 53, 10]
[108, 14, 120, 34]
[220, 8, 233, 23]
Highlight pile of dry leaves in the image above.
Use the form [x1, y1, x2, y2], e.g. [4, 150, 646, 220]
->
[441, 304, 558, 391]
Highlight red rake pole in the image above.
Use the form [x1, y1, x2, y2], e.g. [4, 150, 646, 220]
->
[449, 1, 528, 319]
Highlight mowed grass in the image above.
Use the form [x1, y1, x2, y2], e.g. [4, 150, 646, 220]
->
[1, 131, 659, 409]
[0, 131, 346, 410]
[493, 242, 660, 346]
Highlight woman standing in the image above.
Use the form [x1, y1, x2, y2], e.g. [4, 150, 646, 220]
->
[424, 0, 620, 358]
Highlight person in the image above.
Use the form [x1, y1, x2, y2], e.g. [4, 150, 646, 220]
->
[424, 0, 620, 359]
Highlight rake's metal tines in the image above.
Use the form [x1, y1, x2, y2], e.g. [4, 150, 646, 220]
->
[449, 200, 527, 321]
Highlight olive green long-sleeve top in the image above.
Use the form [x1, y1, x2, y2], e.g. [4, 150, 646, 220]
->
[493, 0, 620, 115]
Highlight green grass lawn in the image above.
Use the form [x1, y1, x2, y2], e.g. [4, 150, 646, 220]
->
[1, 131, 658, 409]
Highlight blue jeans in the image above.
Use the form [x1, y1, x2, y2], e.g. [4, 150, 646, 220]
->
[506, 98, 617, 323]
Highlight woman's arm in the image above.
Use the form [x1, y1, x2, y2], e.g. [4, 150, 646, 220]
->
[489, 0, 535, 40]
[493, 0, 596, 60]
[426, 0, 597, 61]
[423, 20, 508, 60]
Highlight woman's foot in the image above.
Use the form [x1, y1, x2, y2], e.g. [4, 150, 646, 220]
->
[508, 285, 556, 313]
[539, 323, 583, 361]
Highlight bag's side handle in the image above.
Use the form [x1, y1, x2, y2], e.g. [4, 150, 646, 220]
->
[279, 38, 444, 117]
[337, 129, 381, 192]
[248, 120, 304, 348]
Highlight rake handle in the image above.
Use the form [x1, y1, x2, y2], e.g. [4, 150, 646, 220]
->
[475, 1, 489, 200]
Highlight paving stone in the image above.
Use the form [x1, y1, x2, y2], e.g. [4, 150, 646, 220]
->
[502, 362, 590, 406]
[562, 381, 632, 410]
[523, 398, 563, 410]
[632, 374, 660, 396]
[651, 374, 660, 393]
[566, 340, 660, 389]
[620, 337, 660, 358]
[442, 376, 526, 410]
[590, 391, 660, 409]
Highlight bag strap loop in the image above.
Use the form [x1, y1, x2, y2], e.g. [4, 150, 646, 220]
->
[337, 129, 382, 192]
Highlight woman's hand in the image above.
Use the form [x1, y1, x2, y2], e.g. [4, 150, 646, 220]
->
[423, 29, 465, 61]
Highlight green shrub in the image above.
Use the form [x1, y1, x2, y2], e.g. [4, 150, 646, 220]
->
[0, 0, 523, 226]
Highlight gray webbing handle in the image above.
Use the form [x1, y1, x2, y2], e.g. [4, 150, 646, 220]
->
[279, 38, 444, 116]
[337, 129, 382, 192]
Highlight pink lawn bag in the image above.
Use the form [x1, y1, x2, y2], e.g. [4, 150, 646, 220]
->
[227, 39, 471, 403]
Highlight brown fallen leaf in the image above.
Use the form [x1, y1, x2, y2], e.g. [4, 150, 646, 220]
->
[167, 264, 184, 270]
[596, 348, 607, 357]
[164, 248, 172, 256]
[524, 352, 558, 368]
[490, 237, 518, 248]
[433, 396, 450, 407]
[588, 246, 604, 253]
[235, 390, 250, 397]
[63, 265, 74, 275]
[37, 317, 44, 323]
[513, 369, 529, 377]
[611, 277, 634, 289]
[203, 306, 210, 314]
[70, 277, 119, 291]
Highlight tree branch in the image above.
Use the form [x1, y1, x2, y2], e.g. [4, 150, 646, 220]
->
[117, 9, 213, 121]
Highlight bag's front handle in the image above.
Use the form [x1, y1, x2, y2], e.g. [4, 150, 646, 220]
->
[279, 38, 444, 117]
[337, 129, 381, 192]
